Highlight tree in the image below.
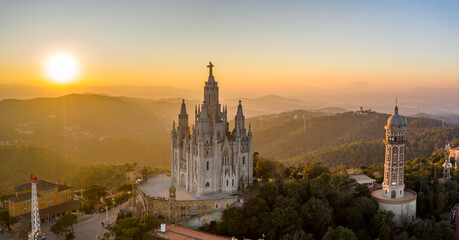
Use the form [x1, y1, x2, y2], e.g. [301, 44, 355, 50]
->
[107, 214, 159, 240]
[255, 158, 284, 179]
[220, 207, 247, 238]
[369, 210, 395, 239]
[300, 197, 332, 238]
[51, 214, 78, 239]
[302, 162, 329, 180]
[323, 226, 358, 240]
[344, 197, 377, 230]
[280, 230, 313, 240]
[84, 184, 107, 204]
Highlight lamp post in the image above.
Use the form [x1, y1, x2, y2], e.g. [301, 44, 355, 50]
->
[105, 206, 109, 225]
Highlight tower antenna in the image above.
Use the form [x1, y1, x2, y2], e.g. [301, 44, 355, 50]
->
[29, 174, 42, 240]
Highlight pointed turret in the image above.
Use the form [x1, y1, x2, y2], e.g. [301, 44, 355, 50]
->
[233, 100, 246, 136]
[178, 99, 189, 136]
[180, 99, 187, 115]
[171, 120, 177, 135]
[236, 100, 243, 116]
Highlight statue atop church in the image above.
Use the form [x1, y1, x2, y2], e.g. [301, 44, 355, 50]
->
[207, 61, 214, 77]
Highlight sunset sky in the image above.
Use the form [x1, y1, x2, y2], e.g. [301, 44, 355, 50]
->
[0, 0, 458, 93]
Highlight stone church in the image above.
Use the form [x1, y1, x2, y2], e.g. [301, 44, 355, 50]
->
[171, 62, 253, 196]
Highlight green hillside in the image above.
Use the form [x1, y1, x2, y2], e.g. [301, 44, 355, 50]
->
[0, 94, 173, 168]
[250, 111, 451, 167]
[1, 93, 456, 195]
[0, 145, 81, 194]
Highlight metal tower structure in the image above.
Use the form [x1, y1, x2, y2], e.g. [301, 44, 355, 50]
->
[443, 144, 452, 181]
[28, 174, 41, 240]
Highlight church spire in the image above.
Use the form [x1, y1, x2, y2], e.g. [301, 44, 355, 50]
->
[234, 100, 245, 135]
[180, 99, 187, 116]
[237, 100, 243, 116]
[178, 99, 189, 136]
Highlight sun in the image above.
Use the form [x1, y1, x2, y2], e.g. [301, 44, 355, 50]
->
[45, 53, 79, 83]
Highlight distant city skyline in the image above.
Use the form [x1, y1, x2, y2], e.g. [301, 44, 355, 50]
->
[0, 1, 458, 94]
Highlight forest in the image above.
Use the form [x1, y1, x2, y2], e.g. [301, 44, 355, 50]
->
[202, 153, 459, 240]
[2, 104, 459, 202]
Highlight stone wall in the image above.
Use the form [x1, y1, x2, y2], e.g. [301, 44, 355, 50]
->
[179, 210, 224, 230]
[136, 189, 237, 223]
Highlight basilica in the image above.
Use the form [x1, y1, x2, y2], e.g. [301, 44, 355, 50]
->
[170, 62, 253, 196]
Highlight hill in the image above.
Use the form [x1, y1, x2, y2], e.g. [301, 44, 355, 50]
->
[0, 94, 174, 170]
[411, 112, 459, 125]
[0, 93, 335, 172]
[0, 145, 81, 194]
[249, 110, 452, 167]
[1, 93, 457, 195]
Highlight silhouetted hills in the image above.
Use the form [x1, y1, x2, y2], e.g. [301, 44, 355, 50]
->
[0, 84, 201, 100]
[0, 93, 331, 173]
[411, 112, 459, 125]
[1, 92, 457, 195]
[250, 111, 452, 167]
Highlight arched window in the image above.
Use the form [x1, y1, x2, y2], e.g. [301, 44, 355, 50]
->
[243, 156, 246, 165]
[226, 179, 228, 187]
[232, 179, 234, 186]
[391, 191, 396, 198]
[205, 182, 210, 187]
[206, 161, 209, 171]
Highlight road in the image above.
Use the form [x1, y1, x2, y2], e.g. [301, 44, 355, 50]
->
[41, 201, 130, 240]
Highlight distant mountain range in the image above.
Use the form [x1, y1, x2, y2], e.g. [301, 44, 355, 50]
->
[0, 93, 340, 169]
[0, 84, 202, 100]
[4, 83, 459, 115]
[411, 112, 459, 125]
[1, 91, 458, 195]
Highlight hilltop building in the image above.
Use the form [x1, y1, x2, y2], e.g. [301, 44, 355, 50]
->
[134, 63, 248, 224]
[371, 104, 417, 224]
[170, 62, 253, 196]
[8, 179, 79, 220]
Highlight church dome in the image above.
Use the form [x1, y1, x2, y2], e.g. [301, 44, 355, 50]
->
[386, 106, 405, 128]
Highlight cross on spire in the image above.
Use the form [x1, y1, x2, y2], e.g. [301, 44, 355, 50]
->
[207, 62, 214, 77]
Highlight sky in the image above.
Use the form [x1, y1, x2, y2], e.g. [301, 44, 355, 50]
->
[0, 0, 458, 94]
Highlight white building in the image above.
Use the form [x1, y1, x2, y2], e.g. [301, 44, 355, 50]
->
[170, 62, 253, 196]
[349, 174, 375, 188]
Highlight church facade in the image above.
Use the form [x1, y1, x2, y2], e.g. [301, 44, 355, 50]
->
[171, 62, 253, 196]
